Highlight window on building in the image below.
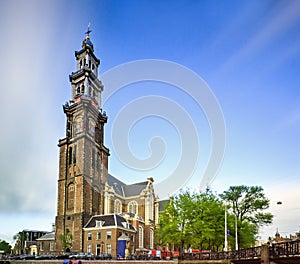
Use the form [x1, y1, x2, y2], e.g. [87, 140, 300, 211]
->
[149, 195, 153, 220]
[68, 147, 73, 165]
[96, 244, 101, 255]
[68, 199, 74, 209]
[106, 244, 111, 254]
[73, 145, 77, 164]
[96, 232, 101, 240]
[150, 229, 154, 249]
[50, 241, 54, 251]
[114, 199, 122, 214]
[67, 121, 72, 137]
[92, 149, 95, 168]
[40, 241, 44, 251]
[87, 233, 92, 241]
[106, 231, 112, 240]
[87, 244, 92, 253]
[67, 184, 74, 209]
[96, 220, 104, 228]
[139, 226, 144, 248]
[128, 201, 138, 215]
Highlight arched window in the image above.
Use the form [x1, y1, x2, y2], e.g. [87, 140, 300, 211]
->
[138, 226, 144, 248]
[114, 199, 122, 214]
[128, 201, 138, 215]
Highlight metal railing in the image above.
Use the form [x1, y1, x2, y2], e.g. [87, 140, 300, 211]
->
[270, 239, 300, 257]
[179, 240, 300, 261]
[179, 246, 262, 260]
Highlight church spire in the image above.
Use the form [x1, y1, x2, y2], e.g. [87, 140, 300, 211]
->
[82, 23, 94, 51]
[85, 22, 92, 36]
[69, 24, 101, 106]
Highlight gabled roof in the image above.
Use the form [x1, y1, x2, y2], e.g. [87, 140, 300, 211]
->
[108, 174, 148, 198]
[84, 214, 135, 231]
[36, 232, 55, 241]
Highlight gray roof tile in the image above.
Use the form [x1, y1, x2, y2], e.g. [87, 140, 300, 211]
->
[84, 214, 135, 231]
[108, 174, 148, 198]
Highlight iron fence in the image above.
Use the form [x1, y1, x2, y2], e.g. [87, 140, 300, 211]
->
[270, 240, 300, 257]
[179, 246, 261, 260]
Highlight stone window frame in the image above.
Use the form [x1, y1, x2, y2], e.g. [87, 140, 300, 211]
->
[106, 230, 112, 240]
[128, 201, 138, 215]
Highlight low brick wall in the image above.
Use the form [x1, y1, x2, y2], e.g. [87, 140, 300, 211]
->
[0, 260, 232, 264]
[174, 260, 230, 264]
[0, 261, 173, 264]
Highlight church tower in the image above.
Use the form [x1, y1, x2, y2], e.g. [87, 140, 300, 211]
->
[55, 28, 109, 252]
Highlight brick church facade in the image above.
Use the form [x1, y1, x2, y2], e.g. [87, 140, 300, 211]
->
[37, 31, 160, 257]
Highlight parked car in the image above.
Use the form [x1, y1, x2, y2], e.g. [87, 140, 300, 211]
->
[69, 252, 95, 260]
[96, 253, 112, 260]
[35, 254, 56, 260]
[18, 254, 36, 260]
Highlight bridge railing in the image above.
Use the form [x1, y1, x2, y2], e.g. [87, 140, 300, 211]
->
[270, 239, 300, 257]
[179, 240, 300, 261]
[179, 246, 262, 260]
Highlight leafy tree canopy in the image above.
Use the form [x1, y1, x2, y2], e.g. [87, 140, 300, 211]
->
[157, 185, 273, 251]
[220, 185, 273, 249]
[0, 239, 12, 254]
[220, 185, 273, 225]
[156, 188, 226, 251]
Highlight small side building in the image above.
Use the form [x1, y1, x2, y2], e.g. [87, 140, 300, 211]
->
[83, 214, 135, 257]
[36, 232, 56, 255]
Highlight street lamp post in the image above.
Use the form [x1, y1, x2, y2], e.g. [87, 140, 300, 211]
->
[224, 204, 228, 251]
[235, 214, 238, 250]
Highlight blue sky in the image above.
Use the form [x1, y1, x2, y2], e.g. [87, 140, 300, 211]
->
[0, 0, 300, 244]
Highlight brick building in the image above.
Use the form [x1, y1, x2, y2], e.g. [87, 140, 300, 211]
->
[37, 30, 160, 257]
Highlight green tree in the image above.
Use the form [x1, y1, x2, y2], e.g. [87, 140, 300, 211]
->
[156, 191, 194, 251]
[220, 185, 273, 249]
[60, 229, 73, 252]
[188, 189, 225, 251]
[156, 189, 226, 251]
[0, 239, 12, 254]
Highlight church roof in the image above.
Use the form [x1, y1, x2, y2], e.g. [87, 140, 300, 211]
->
[84, 214, 135, 231]
[108, 174, 148, 198]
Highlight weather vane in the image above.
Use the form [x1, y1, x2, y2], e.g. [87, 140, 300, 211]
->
[85, 22, 92, 36]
